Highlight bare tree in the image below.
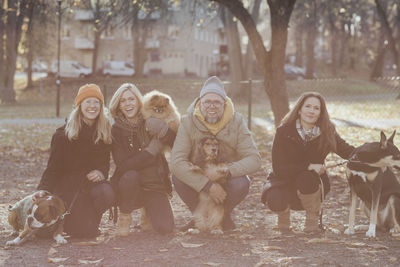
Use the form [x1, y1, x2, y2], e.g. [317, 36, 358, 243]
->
[212, 0, 296, 125]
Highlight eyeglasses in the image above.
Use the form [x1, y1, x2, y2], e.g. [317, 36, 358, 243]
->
[201, 100, 224, 108]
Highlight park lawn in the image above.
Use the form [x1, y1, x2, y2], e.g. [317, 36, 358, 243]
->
[0, 76, 398, 121]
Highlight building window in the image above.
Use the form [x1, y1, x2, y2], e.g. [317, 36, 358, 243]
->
[61, 25, 71, 40]
[123, 25, 132, 40]
[168, 25, 179, 39]
[194, 27, 199, 40]
[150, 51, 160, 62]
[101, 25, 114, 40]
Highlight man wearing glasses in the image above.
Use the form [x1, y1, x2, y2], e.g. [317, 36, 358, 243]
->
[170, 76, 261, 231]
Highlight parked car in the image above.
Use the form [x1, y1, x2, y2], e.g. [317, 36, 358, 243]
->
[25, 60, 48, 72]
[49, 60, 92, 78]
[102, 61, 135, 77]
[284, 64, 306, 80]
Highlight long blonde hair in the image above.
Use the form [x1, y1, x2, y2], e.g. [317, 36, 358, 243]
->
[65, 103, 112, 144]
[109, 83, 143, 119]
[281, 92, 337, 153]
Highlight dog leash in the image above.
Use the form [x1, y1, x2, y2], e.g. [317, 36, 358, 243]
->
[325, 160, 348, 169]
[59, 179, 88, 221]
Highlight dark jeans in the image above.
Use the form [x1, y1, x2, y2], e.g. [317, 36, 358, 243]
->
[172, 175, 250, 215]
[266, 170, 320, 212]
[64, 182, 115, 238]
[118, 170, 174, 234]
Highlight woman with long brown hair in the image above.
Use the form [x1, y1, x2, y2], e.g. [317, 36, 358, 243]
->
[261, 92, 354, 233]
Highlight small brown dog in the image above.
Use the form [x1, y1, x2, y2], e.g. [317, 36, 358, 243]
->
[142, 90, 180, 133]
[7, 191, 67, 246]
[191, 137, 229, 233]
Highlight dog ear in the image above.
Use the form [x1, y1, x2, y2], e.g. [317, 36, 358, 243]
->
[387, 130, 396, 144]
[380, 131, 387, 149]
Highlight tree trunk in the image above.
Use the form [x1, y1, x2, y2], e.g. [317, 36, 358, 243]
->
[2, 0, 18, 103]
[133, 18, 148, 78]
[370, 33, 386, 80]
[338, 22, 349, 68]
[213, 0, 295, 126]
[0, 0, 5, 91]
[305, 0, 316, 79]
[92, 31, 100, 74]
[222, 8, 244, 98]
[294, 27, 303, 67]
[26, 0, 35, 89]
[328, 12, 338, 76]
[243, 0, 261, 79]
[375, 0, 400, 76]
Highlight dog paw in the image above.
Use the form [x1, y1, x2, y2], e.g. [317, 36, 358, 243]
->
[9, 231, 19, 237]
[6, 237, 20, 246]
[54, 234, 67, 244]
[365, 230, 376, 238]
[210, 229, 224, 235]
[344, 228, 355, 235]
[187, 228, 200, 235]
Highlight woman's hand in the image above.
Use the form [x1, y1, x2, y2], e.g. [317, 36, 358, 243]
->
[87, 170, 105, 182]
[31, 190, 48, 202]
[308, 164, 326, 175]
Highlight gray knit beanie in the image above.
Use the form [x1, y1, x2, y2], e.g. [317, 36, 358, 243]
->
[199, 76, 227, 100]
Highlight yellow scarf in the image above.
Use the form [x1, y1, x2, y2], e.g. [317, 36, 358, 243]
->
[194, 97, 234, 135]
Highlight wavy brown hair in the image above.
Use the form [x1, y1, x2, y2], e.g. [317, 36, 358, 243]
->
[280, 92, 337, 153]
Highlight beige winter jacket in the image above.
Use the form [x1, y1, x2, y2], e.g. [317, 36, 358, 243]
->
[170, 98, 261, 192]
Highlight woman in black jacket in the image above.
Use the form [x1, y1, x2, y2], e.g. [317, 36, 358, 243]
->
[261, 92, 354, 233]
[109, 83, 176, 236]
[34, 84, 115, 238]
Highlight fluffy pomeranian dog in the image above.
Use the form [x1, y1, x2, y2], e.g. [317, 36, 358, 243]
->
[191, 137, 229, 234]
[142, 90, 180, 133]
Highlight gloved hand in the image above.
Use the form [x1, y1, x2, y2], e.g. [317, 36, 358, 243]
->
[145, 137, 163, 156]
[145, 117, 168, 138]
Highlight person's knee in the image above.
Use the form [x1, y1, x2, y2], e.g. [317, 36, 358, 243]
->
[119, 171, 140, 191]
[265, 189, 288, 212]
[296, 171, 320, 194]
[227, 176, 250, 195]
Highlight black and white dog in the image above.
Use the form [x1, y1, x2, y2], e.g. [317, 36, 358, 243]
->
[344, 131, 400, 238]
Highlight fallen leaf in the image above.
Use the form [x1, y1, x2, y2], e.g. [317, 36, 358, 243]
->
[47, 257, 68, 263]
[181, 242, 205, 248]
[348, 242, 366, 247]
[159, 248, 168, 252]
[307, 238, 338, 244]
[48, 247, 57, 255]
[263, 246, 282, 251]
[202, 262, 221, 266]
[75, 240, 102, 246]
[78, 258, 103, 264]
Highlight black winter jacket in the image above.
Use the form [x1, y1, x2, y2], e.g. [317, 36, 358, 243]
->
[38, 123, 111, 203]
[110, 120, 175, 196]
[268, 121, 354, 195]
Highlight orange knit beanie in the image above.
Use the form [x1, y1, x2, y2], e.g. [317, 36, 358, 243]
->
[75, 84, 104, 106]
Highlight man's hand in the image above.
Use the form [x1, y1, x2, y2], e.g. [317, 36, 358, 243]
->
[87, 170, 104, 182]
[208, 183, 227, 204]
[308, 164, 326, 175]
[204, 164, 228, 182]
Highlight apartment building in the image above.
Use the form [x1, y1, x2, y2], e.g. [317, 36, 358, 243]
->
[57, 2, 226, 77]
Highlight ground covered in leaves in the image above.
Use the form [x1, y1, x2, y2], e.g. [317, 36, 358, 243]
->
[1, 123, 400, 266]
